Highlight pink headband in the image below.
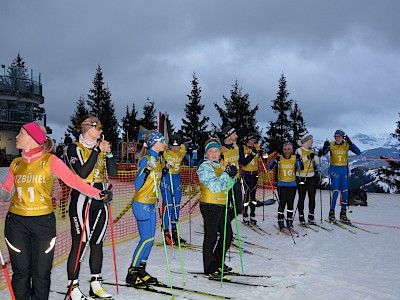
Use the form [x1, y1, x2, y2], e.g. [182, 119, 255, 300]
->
[23, 122, 47, 145]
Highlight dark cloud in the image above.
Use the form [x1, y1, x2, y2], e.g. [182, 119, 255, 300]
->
[1, 0, 399, 143]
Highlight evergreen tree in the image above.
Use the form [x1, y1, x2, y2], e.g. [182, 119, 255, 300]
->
[140, 98, 157, 130]
[377, 113, 400, 193]
[290, 101, 308, 149]
[8, 53, 29, 79]
[264, 73, 293, 152]
[121, 103, 139, 141]
[181, 73, 210, 153]
[67, 95, 89, 140]
[87, 65, 119, 143]
[214, 79, 259, 141]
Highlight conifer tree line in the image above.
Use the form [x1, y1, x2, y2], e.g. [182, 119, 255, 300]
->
[65, 65, 311, 154]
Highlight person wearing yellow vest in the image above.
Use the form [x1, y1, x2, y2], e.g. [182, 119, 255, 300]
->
[0, 122, 111, 300]
[295, 134, 318, 226]
[241, 132, 263, 224]
[197, 138, 237, 280]
[220, 126, 243, 221]
[126, 130, 166, 287]
[269, 142, 303, 230]
[66, 115, 118, 300]
[318, 129, 361, 223]
[160, 134, 188, 245]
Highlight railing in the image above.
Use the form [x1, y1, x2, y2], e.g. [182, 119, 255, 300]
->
[0, 75, 43, 102]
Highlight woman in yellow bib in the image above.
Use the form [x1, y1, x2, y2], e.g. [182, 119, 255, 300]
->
[0, 122, 111, 300]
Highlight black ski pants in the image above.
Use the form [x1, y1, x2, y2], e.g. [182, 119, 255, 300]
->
[242, 173, 258, 217]
[296, 176, 317, 217]
[228, 180, 243, 219]
[5, 212, 56, 300]
[200, 203, 233, 275]
[277, 186, 296, 220]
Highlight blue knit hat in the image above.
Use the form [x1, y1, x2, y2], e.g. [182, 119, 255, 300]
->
[146, 131, 164, 148]
[205, 139, 221, 153]
[335, 129, 345, 137]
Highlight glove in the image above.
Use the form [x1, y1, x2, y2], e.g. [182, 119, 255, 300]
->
[99, 190, 113, 204]
[308, 153, 315, 160]
[162, 166, 169, 177]
[345, 135, 353, 146]
[275, 155, 280, 162]
[296, 153, 301, 161]
[143, 159, 157, 174]
[317, 150, 323, 157]
[225, 165, 238, 178]
[165, 159, 174, 170]
[257, 149, 263, 157]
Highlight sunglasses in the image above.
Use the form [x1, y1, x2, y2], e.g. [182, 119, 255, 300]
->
[83, 123, 103, 131]
[154, 138, 166, 143]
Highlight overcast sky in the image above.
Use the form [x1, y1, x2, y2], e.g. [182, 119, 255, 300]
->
[1, 0, 399, 144]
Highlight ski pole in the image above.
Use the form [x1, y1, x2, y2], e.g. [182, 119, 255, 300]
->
[103, 150, 119, 294]
[168, 167, 186, 286]
[66, 207, 103, 300]
[0, 249, 16, 300]
[230, 179, 244, 274]
[188, 154, 192, 243]
[151, 162, 174, 297]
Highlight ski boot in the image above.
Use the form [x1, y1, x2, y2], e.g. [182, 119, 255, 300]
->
[286, 218, 293, 228]
[137, 265, 159, 285]
[207, 270, 232, 281]
[340, 210, 351, 223]
[299, 214, 306, 226]
[278, 219, 285, 230]
[219, 264, 239, 275]
[308, 214, 316, 225]
[126, 266, 141, 286]
[69, 281, 94, 300]
[89, 275, 113, 299]
[163, 230, 174, 246]
[329, 209, 336, 222]
[243, 215, 250, 224]
[250, 216, 257, 225]
[172, 228, 187, 245]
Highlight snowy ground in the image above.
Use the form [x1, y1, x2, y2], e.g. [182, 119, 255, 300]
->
[1, 168, 400, 299]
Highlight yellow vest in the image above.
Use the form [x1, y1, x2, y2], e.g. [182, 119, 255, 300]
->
[200, 162, 227, 205]
[163, 144, 185, 175]
[242, 144, 260, 172]
[296, 147, 315, 177]
[9, 154, 55, 216]
[278, 155, 297, 182]
[71, 142, 106, 183]
[133, 155, 162, 204]
[330, 142, 350, 166]
[221, 144, 240, 178]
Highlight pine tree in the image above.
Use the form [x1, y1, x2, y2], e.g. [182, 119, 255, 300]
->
[290, 101, 308, 149]
[214, 79, 259, 141]
[87, 65, 119, 143]
[67, 95, 89, 140]
[8, 53, 29, 79]
[264, 73, 293, 152]
[121, 103, 139, 141]
[140, 98, 157, 130]
[181, 73, 210, 153]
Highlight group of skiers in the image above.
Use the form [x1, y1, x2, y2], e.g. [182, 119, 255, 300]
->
[0, 118, 361, 299]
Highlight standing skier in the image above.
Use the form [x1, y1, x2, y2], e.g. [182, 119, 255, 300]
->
[318, 129, 361, 223]
[197, 138, 237, 280]
[220, 126, 243, 220]
[126, 131, 166, 286]
[66, 115, 118, 299]
[241, 132, 263, 224]
[0, 122, 111, 300]
[295, 134, 318, 225]
[161, 133, 190, 245]
[269, 143, 303, 230]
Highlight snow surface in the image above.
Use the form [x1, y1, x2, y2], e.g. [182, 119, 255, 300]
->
[1, 168, 400, 300]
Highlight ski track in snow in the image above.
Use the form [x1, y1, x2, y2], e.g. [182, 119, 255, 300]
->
[0, 167, 399, 299]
